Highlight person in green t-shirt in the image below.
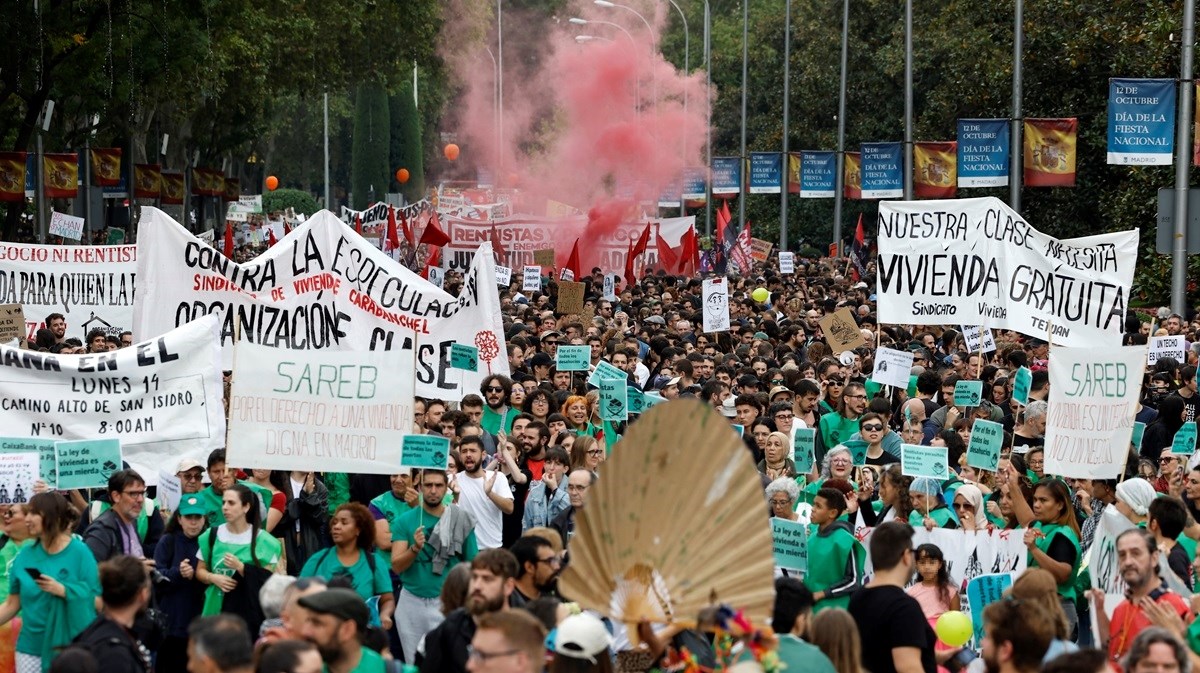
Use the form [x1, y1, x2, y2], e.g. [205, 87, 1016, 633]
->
[298, 588, 385, 673]
[741, 577, 837, 673]
[908, 478, 958, 530]
[369, 471, 418, 557]
[195, 484, 282, 631]
[816, 382, 868, 466]
[805, 488, 865, 612]
[197, 449, 235, 527]
[480, 375, 521, 436]
[299, 503, 394, 630]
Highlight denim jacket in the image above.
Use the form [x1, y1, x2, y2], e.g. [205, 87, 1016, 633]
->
[521, 479, 570, 531]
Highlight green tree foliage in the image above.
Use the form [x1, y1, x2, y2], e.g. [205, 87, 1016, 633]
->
[390, 81, 425, 204]
[263, 188, 320, 216]
[351, 80, 391, 210]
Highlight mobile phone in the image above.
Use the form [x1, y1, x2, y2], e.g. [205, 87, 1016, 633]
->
[25, 568, 42, 580]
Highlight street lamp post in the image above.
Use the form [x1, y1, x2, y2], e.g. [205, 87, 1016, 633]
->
[484, 47, 500, 184]
[570, 19, 640, 118]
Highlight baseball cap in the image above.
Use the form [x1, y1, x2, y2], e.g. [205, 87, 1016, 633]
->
[298, 589, 370, 632]
[769, 386, 792, 400]
[177, 495, 206, 517]
[552, 614, 613, 663]
[530, 352, 554, 368]
[853, 281, 868, 289]
[719, 396, 737, 418]
[665, 376, 681, 388]
[176, 458, 203, 473]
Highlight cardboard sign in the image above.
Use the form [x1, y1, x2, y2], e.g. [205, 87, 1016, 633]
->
[953, 380, 985, 407]
[598, 378, 628, 421]
[772, 517, 809, 572]
[1132, 421, 1146, 450]
[966, 419, 1004, 472]
[495, 265, 512, 286]
[1012, 366, 1032, 405]
[844, 438, 869, 466]
[1149, 335, 1187, 366]
[587, 359, 628, 388]
[627, 386, 645, 415]
[450, 343, 479, 372]
[902, 443, 950, 480]
[792, 427, 816, 473]
[0, 304, 25, 346]
[1, 438, 56, 489]
[966, 574, 1013, 645]
[0, 452, 39, 504]
[401, 434, 451, 470]
[1172, 421, 1197, 456]
[819, 308, 865, 353]
[55, 438, 123, 490]
[556, 345, 591, 372]
[557, 281, 585, 315]
[533, 248, 556, 267]
[701, 277, 730, 333]
[523, 266, 541, 292]
[779, 251, 795, 274]
[49, 211, 86, 241]
[870, 347, 914, 389]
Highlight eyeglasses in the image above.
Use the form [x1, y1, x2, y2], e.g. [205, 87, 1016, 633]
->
[1160, 457, 1178, 464]
[467, 646, 521, 663]
[845, 394, 867, 400]
[123, 490, 147, 498]
[771, 379, 785, 385]
[179, 472, 204, 482]
[532, 398, 548, 405]
[831, 458, 851, 465]
[769, 499, 793, 507]
[485, 386, 505, 393]
[587, 449, 604, 456]
[861, 424, 884, 432]
[824, 380, 844, 387]
[536, 556, 562, 567]
[774, 413, 793, 421]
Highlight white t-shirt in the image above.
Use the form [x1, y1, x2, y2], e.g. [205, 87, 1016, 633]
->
[456, 470, 513, 549]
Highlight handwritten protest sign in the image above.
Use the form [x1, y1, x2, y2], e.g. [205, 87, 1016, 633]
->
[778, 252, 795, 274]
[557, 281, 585, 315]
[227, 342, 415, 474]
[0, 305, 25, 346]
[401, 434, 450, 470]
[56, 438, 123, 490]
[702, 277, 730, 333]
[556, 345, 590, 372]
[961, 325, 997, 353]
[49, 211, 86, 241]
[1, 438, 56, 488]
[792, 427, 815, 473]
[954, 380, 984, 407]
[598, 378, 628, 421]
[967, 419, 1004, 471]
[450, 343, 479, 372]
[772, 518, 808, 571]
[1149, 335, 1186, 366]
[819, 308, 865, 353]
[902, 444, 950, 480]
[157, 468, 182, 514]
[871, 347, 914, 389]
[1012, 367, 1032, 405]
[523, 266, 541, 292]
[495, 265, 512, 286]
[0, 452, 38, 504]
[1044, 345, 1146, 478]
[1173, 422, 1197, 456]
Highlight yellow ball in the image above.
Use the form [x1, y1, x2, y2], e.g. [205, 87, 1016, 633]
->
[935, 610, 973, 647]
[751, 287, 769, 303]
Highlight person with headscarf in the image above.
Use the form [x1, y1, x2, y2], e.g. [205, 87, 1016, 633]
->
[909, 478, 957, 530]
[951, 484, 985, 532]
[1115, 478, 1157, 527]
[1143, 395, 1186, 463]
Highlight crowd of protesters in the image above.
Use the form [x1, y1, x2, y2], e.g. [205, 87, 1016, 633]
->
[8, 249, 1200, 673]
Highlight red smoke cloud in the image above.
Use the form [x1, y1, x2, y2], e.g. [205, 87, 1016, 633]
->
[441, 1, 711, 269]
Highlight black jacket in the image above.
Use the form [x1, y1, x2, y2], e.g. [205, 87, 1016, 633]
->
[418, 607, 474, 673]
[72, 615, 150, 673]
[84, 508, 162, 562]
[551, 507, 576, 551]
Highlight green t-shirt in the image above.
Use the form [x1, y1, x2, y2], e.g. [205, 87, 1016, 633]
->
[10, 538, 100, 660]
[909, 505, 957, 529]
[300, 547, 391, 604]
[197, 525, 283, 615]
[371, 491, 416, 541]
[197, 486, 226, 526]
[345, 646, 386, 673]
[818, 413, 860, 458]
[394, 507, 478, 599]
[1031, 522, 1081, 601]
[775, 635, 838, 673]
[0, 538, 33, 604]
[482, 406, 519, 436]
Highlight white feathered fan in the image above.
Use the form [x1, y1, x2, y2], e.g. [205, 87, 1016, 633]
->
[558, 398, 776, 627]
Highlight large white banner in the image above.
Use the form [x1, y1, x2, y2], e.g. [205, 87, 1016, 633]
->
[1044, 344, 1146, 479]
[0, 242, 137, 340]
[877, 197, 1138, 347]
[134, 208, 509, 401]
[0, 316, 225, 484]
[227, 342, 415, 474]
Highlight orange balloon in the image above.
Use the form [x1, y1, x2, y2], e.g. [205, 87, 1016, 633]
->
[444, 144, 460, 161]
[265, 175, 279, 191]
[396, 168, 410, 184]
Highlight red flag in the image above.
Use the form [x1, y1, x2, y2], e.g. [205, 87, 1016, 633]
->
[564, 239, 582, 282]
[224, 224, 234, 257]
[354, 212, 362, 235]
[283, 220, 292, 237]
[420, 211, 451, 247]
[624, 239, 636, 288]
[386, 206, 401, 250]
[268, 228, 279, 247]
[400, 209, 415, 246]
[850, 213, 869, 281]
[716, 199, 731, 240]
[854, 213, 865, 247]
[423, 246, 442, 279]
[655, 231, 678, 271]
[489, 224, 506, 262]
[631, 222, 651, 258]
[677, 227, 695, 274]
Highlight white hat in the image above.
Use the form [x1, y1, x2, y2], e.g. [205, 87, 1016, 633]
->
[553, 614, 612, 663]
[176, 458, 204, 473]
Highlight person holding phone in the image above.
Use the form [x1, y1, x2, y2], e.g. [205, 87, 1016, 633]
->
[0, 492, 100, 673]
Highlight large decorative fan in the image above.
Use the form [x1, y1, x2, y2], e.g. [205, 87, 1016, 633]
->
[558, 399, 776, 627]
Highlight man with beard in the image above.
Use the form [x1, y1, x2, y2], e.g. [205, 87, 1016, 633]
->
[46, 312, 67, 344]
[816, 382, 868, 465]
[480, 375, 519, 436]
[424, 400, 447, 437]
[979, 596, 1057, 673]
[456, 436, 514, 550]
[1092, 529, 1192, 666]
[507, 536, 559, 607]
[297, 588, 384, 673]
[847, 522, 937, 673]
[391, 470, 479, 664]
[72, 555, 154, 673]
[419, 549, 519, 673]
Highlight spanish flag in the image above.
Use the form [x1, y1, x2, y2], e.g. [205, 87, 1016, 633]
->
[43, 153, 78, 198]
[90, 148, 122, 187]
[191, 168, 207, 195]
[134, 164, 162, 199]
[223, 178, 240, 202]
[787, 152, 801, 194]
[844, 151, 861, 199]
[208, 170, 225, 198]
[0, 152, 26, 202]
[913, 141, 957, 198]
[161, 172, 185, 204]
[1024, 118, 1077, 187]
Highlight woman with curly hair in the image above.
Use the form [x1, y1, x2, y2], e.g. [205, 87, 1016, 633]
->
[298, 503, 393, 629]
[858, 464, 913, 526]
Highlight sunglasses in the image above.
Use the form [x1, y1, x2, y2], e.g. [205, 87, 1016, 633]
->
[486, 386, 505, 393]
[861, 424, 884, 432]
